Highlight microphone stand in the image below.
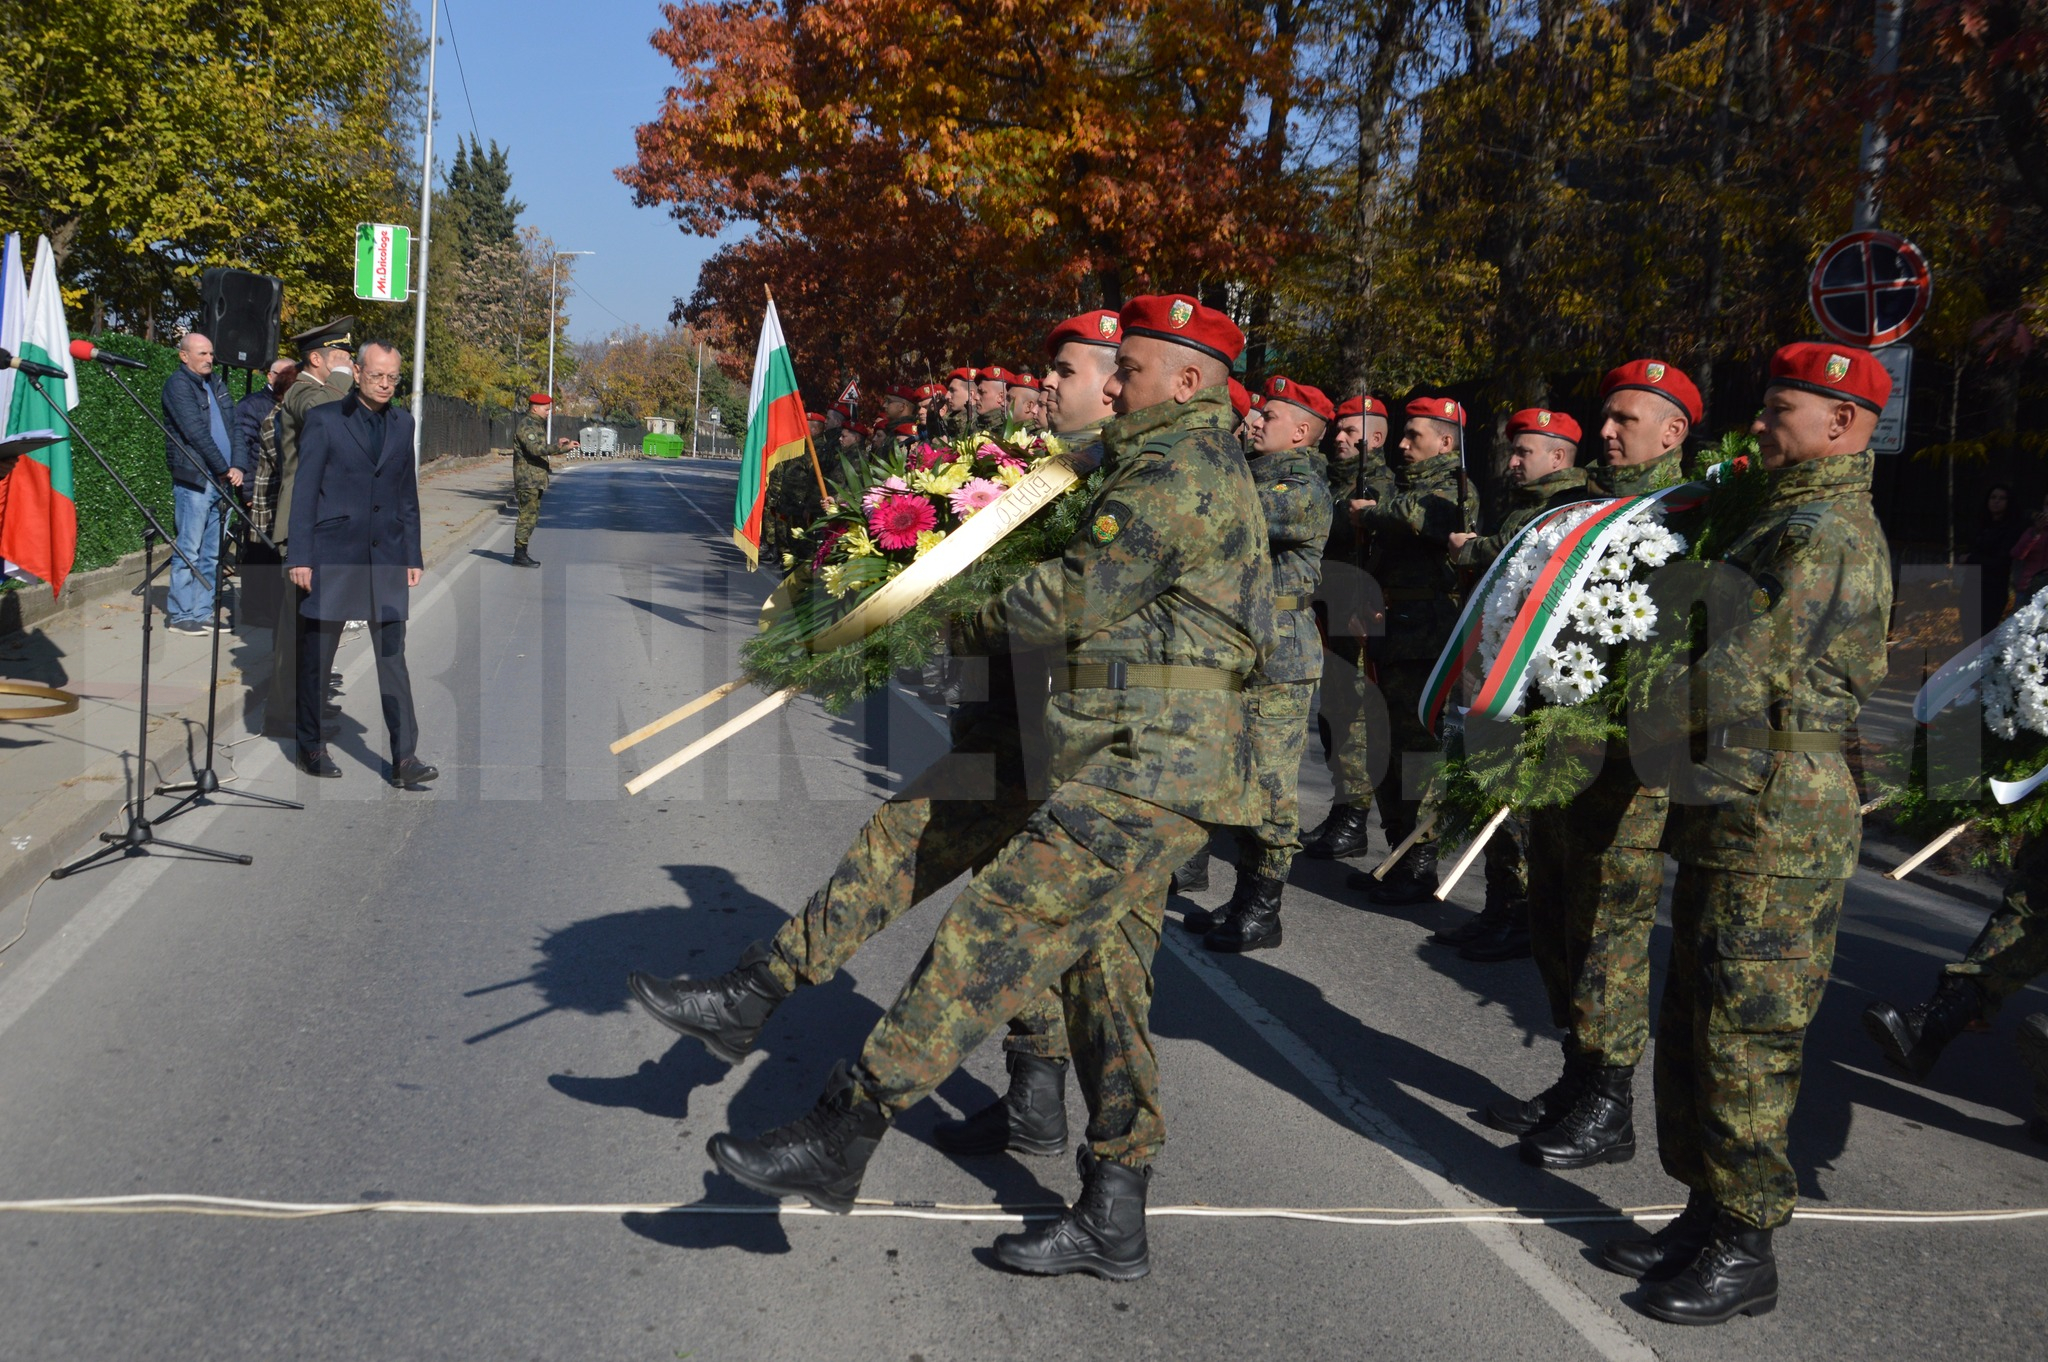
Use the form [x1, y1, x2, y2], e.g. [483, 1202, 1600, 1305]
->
[29, 375, 253, 879]
[91, 365, 303, 823]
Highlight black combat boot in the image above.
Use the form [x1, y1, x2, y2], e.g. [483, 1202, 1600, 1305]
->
[1303, 803, 1373, 859]
[931, 1052, 1069, 1157]
[627, 941, 790, 1065]
[1429, 882, 1517, 947]
[2019, 1013, 2048, 1147]
[991, 1148, 1151, 1281]
[1637, 1215, 1778, 1325]
[1355, 842, 1438, 907]
[707, 1060, 891, 1214]
[1459, 899, 1533, 962]
[1205, 874, 1285, 953]
[1522, 1064, 1635, 1168]
[512, 544, 539, 567]
[1862, 975, 1983, 1081]
[1484, 1041, 1589, 1136]
[1171, 849, 1211, 894]
[1600, 1189, 1717, 1280]
[1183, 860, 1248, 935]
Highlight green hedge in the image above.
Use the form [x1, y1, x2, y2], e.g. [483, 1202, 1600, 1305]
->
[64, 331, 181, 574]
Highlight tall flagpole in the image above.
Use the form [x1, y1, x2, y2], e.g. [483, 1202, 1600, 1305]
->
[409, 0, 439, 475]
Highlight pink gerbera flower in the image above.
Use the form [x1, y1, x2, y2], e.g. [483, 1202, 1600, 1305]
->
[976, 441, 1006, 462]
[862, 475, 910, 511]
[948, 478, 1006, 519]
[869, 493, 938, 550]
[989, 447, 1027, 471]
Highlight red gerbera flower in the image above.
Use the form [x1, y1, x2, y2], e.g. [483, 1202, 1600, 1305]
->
[909, 442, 946, 471]
[869, 493, 938, 551]
[812, 524, 848, 569]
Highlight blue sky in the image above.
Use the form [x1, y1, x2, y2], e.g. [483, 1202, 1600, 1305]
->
[409, 0, 741, 342]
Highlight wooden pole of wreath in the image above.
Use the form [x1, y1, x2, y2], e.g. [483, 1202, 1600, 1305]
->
[616, 454, 1084, 794]
[1433, 805, 1514, 901]
[1885, 821, 1973, 882]
[0, 681, 80, 722]
[1372, 807, 1439, 880]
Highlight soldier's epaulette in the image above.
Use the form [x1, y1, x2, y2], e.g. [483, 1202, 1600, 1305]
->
[1771, 502, 1835, 559]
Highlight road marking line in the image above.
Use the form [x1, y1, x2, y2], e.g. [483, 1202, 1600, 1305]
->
[1162, 930, 1661, 1362]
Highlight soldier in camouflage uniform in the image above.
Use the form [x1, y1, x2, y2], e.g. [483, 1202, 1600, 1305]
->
[942, 367, 981, 439]
[974, 365, 1011, 431]
[509, 395, 554, 568]
[1436, 408, 1597, 965]
[1343, 397, 1473, 905]
[628, 312, 1129, 1163]
[706, 295, 1272, 1282]
[1491, 363, 1701, 1174]
[1863, 828, 2048, 1118]
[1305, 395, 1393, 860]
[1598, 343, 1893, 1326]
[1182, 376, 1334, 953]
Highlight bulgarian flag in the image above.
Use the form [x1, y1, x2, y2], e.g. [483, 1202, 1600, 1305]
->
[732, 295, 813, 570]
[0, 235, 77, 596]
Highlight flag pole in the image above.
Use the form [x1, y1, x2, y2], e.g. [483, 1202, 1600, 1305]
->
[763, 285, 830, 504]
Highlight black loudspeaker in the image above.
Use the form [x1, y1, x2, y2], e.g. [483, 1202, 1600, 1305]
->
[198, 268, 283, 370]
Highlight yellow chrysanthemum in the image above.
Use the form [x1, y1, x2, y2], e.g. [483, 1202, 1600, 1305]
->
[822, 563, 854, 598]
[780, 552, 795, 570]
[912, 461, 973, 495]
[993, 464, 1024, 487]
[914, 529, 946, 558]
[841, 525, 880, 558]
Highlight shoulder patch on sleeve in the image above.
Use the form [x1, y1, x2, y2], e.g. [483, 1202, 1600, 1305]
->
[1090, 500, 1133, 545]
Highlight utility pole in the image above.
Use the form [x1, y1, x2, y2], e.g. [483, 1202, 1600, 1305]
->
[691, 335, 703, 458]
[545, 249, 594, 443]
[409, 0, 439, 474]
[1853, 0, 1905, 230]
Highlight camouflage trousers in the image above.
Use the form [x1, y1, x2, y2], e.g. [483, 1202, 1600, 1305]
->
[855, 782, 1202, 1167]
[513, 465, 547, 547]
[760, 707, 1066, 1058]
[1321, 644, 1384, 808]
[1526, 762, 1667, 1066]
[1655, 866, 1843, 1230]
[1369, 660, 1439, 847]
[1942, 830, 2048, 1015]
[1484, 813, 1527, 902]
[1233, 681, 1314, 880]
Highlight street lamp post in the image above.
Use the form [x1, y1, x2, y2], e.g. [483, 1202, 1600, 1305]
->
[546, 250, 594, 443]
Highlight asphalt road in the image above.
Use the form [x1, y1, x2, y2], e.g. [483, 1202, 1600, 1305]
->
[0, 460, 2040, 1361]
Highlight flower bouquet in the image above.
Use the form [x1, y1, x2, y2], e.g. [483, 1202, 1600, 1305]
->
[742, 428, 1101, 711]
[1885, 588, 2048, 872]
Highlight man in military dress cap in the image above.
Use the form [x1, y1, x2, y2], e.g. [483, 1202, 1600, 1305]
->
[1488, 362, 1701, 1171]
[510, 394, 554, 568]
[1344, 396, 1472, 906]
[703, 294, 1272, 1282]
[1182, 375, 1333, 953]
[1600, 344, 1892, 1324]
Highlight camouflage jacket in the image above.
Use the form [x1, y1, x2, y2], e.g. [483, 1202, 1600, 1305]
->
[1361, 451, 1471, 662]
[269, 368, 353, 543]
[1249, 445, 1333, 684]
[1322, 452, 1365, 564]
[1653, 452, 1891, 877]
[1452, 465, 1593, 570]
[1591, 446, 1686, 497]
[513, 418, 553, 477]
[971, 387, 1273, 824]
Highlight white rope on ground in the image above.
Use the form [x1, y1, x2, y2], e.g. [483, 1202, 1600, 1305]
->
[1, 1193, 2042, 1228]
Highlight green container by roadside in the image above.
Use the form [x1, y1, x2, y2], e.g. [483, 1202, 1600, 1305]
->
[643, 433, 685, 459]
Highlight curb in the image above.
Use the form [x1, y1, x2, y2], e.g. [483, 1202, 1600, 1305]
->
[0, 454, 527, 912]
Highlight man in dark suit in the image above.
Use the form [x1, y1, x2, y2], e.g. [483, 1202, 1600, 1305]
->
[285, 340, 438, 788]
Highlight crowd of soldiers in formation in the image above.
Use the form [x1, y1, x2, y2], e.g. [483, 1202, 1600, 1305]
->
[633, 295, 2043, 1329]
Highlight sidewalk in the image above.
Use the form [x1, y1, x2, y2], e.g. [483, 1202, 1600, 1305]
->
[0, 454, 569, 907]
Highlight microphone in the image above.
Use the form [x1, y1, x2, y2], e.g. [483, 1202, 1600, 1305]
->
[70, 339, 147, 371]
[0, 347, 69, 379]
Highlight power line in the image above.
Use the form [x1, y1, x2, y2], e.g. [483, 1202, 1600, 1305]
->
[437, 0, 484, 148]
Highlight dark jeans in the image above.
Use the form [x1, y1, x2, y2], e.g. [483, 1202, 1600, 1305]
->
[300, 617, 418, 765]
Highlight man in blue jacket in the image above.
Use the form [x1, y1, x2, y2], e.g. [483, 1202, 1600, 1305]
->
[159, 332, 248, 635]
[285, 340, 436, 788]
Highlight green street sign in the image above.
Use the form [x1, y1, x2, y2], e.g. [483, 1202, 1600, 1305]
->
[354, 223, 411, 302]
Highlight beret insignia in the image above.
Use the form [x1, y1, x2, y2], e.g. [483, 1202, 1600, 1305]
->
[1646, 362, 1666, 382]
[1537, 410, 1552, 427]
[1826, 354, 1851, 381]
[1273, 377, 1287, 392]
[1169, 299, 1194, 329]
[1098, 315, 1118, 338]
[1443, 400, 1456, 416]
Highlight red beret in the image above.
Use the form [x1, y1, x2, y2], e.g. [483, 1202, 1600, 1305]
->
[1228, 378, 1251, 419]
[1006, 371, 1040, 390]
[914, 382, 942, 400]
[847, 420, 872, 436]
[528, 393, 551, 406]
[830, 402, 854, 419]
[1600, 359, 1703, 425]
[946, 367, 976, 383]
[1766, 342, 1892, 414]
[1506, 407, 1582, 443]
[978, 365, 1010, 384]
[1119, 293, 1245, 365]
[1405, 396, 1467, 427]
[1249, 394, 1265, 410]
[891, 421, 918, 437]
[1334, 395, 1386, 419]
[886, 384, 920, 402]
[1263, 376, 1334, 423]
[1045, 309, 1123, 356]
[806, 408, 826, 423]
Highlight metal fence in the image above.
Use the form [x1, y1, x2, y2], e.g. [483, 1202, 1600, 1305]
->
[417, 392, 659, 461]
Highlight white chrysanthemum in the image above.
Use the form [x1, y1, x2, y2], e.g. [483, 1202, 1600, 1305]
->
[1594, 614, 1631, 645]
[1631, 527, 1680, 568]
[1616, 585, 1658, 640]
